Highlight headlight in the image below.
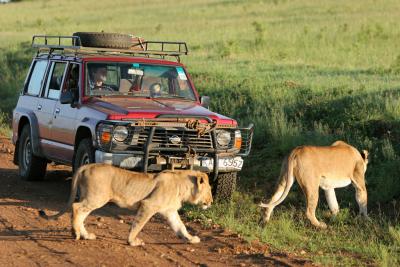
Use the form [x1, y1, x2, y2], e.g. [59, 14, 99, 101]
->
[216, 130, 231, 147]
[113, 126, 129, 142]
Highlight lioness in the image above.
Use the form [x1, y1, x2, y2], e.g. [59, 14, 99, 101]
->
[260, 141, 368, 228]
[39, 164, 213, 246]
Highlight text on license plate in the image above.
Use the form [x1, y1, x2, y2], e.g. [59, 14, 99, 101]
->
[201, 157, 243, 170]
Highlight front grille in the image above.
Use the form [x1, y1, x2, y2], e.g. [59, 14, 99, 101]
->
[114, 127, 214, 151]
[98, 121, 254, 156]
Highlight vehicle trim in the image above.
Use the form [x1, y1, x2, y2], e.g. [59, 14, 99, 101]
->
[95, 150, 243, 173]
[13, 107, 43, 157]
[40, 138, 75, 151]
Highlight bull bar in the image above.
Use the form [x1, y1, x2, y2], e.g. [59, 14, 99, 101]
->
[95, 115, 254, 181]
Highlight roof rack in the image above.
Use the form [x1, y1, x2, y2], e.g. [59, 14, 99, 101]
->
[31, 35, 189, 62]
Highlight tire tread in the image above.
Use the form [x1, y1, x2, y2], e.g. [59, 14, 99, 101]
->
[73, 138, 95, 173]
[73, 32, 132, 49]
[213, 172, 237, 202]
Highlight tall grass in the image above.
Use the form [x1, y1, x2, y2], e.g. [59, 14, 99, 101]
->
[0, 112, 11, 137]
[1, 0, 400, 265]
[0, 42, 32, 114]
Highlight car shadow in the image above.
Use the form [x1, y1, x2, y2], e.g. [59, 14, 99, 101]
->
[0, 166, 139, 219]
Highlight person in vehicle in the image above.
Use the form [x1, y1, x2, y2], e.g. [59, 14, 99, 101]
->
[71, 66, 79, 86]
[65, 64, 79, 97]
[150, 82, 162, 97]
[89, 64, 112, 91]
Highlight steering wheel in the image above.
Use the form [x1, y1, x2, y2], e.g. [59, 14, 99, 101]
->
[102, 85, 115, 91]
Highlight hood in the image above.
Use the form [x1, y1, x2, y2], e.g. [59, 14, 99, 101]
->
[83, 96, 237, 125]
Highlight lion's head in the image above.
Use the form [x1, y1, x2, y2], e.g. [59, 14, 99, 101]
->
[190, 171, 213, 209]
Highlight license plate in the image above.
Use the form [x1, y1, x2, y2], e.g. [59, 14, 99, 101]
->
[201, 156, 243, 171]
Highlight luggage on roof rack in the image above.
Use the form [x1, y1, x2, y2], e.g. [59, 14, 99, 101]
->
[31, 33, 188, 62]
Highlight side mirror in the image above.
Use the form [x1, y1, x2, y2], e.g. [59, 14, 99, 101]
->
[60, 90, 74, 105]
[200, 96, 210, 109]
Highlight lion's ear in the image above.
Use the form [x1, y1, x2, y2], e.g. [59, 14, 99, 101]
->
[361, 150, 369, 161]
[196, 172, 207, 188]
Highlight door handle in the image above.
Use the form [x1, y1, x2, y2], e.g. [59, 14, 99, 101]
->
[55, 108, 60, 114]
[37, 104, 42, 111]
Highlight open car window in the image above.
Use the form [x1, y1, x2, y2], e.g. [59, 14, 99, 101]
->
[85, 62, 196, 101]
[48, 62, 67, 99]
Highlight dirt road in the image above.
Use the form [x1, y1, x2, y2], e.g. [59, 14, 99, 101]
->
[0, 137, 311, 267]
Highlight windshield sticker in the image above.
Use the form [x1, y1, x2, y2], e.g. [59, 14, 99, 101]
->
[128, 68, 144, 75]
[176, 67, 187, 80]
[132, 63, 140, 68]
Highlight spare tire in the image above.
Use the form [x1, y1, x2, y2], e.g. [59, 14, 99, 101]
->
[73, 32, 132, 49]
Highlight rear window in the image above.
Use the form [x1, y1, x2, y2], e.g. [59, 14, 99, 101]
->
[26, 60, 48, 96]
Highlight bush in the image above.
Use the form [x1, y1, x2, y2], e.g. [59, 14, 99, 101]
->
[0, 42, 33, 115]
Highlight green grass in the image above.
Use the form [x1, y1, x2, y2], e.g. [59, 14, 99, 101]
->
[184, 193, 400, 266]
[1, 0, 400, 265]
[0, 112, 11, 137]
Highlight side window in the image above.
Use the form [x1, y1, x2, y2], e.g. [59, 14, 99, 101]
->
[46, 62, 67, 99]
[26, 60, 48, 96]
[62, 63, 80, 100]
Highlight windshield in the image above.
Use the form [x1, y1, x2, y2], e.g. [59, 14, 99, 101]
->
[85, 62, 196, 100]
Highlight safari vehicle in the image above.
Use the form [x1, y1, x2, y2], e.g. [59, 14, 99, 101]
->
[12, 32, 253, 200]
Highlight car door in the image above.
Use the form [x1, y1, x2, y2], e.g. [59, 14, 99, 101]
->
[50, 63, 80, 162]
[22, 59, 48, 130]
[38, 60, 68, 159]
[19, 59, 49, 153]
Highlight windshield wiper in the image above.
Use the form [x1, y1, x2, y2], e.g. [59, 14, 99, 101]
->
[89, 94, 103, 98]
[153, 95, 194, 101]
[123, 92, 151, 97]
[92, 93, 121, 97]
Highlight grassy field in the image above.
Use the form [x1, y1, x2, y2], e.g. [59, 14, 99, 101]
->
[1, 0, 400, 265]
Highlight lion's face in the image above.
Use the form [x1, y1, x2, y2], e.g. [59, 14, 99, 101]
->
[192, 172, 213, 209]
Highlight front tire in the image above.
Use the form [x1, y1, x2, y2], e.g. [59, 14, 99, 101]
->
[18, 125, 47, 181]
[73, 138, 95, 173]
[213, 172, 237, 202]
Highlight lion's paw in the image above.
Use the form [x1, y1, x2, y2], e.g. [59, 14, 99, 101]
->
[318, 222, 327, 229]
[84, 233, 97, 240]
[189, 236, 201, 244]
[129, 238, 145, 247]
[331, 209, 339, 216]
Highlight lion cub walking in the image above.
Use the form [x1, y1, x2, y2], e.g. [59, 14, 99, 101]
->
[260, 141, 368, 228]
[40, 164, 213, 246]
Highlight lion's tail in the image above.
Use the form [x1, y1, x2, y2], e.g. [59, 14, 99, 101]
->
[39, 165, 87, 220]
[260, 149, 297, 208]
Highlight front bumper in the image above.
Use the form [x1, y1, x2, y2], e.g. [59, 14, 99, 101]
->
[96, 116, 254, 180]
[95, 150, 244, 173]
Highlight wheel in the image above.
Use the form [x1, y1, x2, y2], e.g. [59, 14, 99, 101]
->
[73, 32, 132, 49]
[73, 138, 95, 173]
[73, 138, 95, 201]
[212, 172, 237, 202]
[18, 125, 47, 181]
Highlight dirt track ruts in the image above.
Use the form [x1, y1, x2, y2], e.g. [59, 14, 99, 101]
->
[0, 137, 312, 267]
